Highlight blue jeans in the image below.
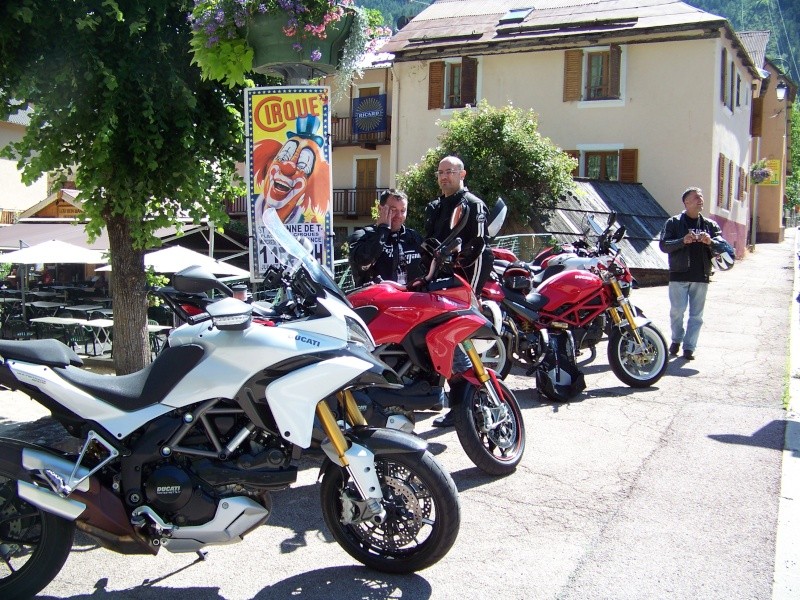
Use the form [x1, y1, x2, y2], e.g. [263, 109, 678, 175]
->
[668, 281, 709, 352]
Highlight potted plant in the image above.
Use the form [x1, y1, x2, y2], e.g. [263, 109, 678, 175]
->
[750, 159, 773, 185]
[188, 0, 390, 88]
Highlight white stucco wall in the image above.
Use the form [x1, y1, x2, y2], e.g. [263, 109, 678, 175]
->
[0, 123, 47, 213]
[389, 35, 755, 228]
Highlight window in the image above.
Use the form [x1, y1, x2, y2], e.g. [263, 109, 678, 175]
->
[565, 149, 638, 182]
[428, 58, 478, 110]
[585, 152, 619, 180]
[720, 48, 728, 105]
[563, 45, 622, 102]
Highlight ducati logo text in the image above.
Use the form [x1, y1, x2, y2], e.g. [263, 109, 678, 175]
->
[295, 335, 321, 347]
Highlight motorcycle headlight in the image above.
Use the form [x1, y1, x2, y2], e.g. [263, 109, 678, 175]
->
[346, 316, 375, 352]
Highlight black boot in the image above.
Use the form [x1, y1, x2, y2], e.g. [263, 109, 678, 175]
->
[432, 410, 455, 428]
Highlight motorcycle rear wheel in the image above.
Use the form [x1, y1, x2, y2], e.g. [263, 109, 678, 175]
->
[320, 451, 460, 573]
[453, 379, 525, 475]
[607, 323, 668, 387]
[0, 470, 75, 599]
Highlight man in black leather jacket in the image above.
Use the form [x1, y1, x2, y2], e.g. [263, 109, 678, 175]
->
[658, 187, 722, 361]
[348, 189, 424, 287]
[425, 156, 494, 427]
[425, 156, 494, 292]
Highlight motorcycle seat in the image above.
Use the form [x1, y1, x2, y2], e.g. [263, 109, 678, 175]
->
[531, 264, 565, 287]
[0, 338, 83, 368]
[523, 290, 550, 310]
[55, 344, 206, 411]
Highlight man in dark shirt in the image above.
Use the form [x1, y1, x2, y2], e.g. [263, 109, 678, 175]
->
[658, 187, 722, 361]
[348, 189, 424, 287]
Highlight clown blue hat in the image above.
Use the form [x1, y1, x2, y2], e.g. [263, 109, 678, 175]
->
[287, 115, 324, 147]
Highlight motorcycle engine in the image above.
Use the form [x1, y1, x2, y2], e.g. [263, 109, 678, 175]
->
[143, 464, 217, 526]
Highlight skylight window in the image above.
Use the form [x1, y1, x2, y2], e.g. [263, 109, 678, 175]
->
[499, 8, 534, 24]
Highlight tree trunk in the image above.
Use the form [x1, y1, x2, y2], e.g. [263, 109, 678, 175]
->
[106, 213, 149, 375]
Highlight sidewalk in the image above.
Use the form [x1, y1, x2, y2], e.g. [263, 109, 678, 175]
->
[774, 226, 800, 599]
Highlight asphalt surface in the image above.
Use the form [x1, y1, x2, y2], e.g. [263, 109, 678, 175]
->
[0, 229, 797, 599]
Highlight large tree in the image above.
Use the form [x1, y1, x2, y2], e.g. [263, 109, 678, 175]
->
[0, 1, 247, 374]
[397, 101, 577, 232]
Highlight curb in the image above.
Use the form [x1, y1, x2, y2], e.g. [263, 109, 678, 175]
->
[773, 230, 800, 599]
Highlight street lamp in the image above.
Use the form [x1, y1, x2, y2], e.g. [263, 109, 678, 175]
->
[776, 80, 788, 102]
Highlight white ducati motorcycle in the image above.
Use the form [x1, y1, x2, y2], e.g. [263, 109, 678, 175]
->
[0, 209, 460, 599]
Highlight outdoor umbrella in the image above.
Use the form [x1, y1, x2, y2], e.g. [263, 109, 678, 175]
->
[0, 239, 107, 265]
[0, 240, 108, 320]
[96, 245, 249, 279]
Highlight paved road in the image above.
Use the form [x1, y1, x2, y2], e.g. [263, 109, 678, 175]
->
[1, 230, 796, 599]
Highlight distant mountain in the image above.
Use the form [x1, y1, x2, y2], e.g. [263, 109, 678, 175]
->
[357, 0, 798, 83]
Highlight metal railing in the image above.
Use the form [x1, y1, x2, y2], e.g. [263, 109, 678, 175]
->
[333, 233, 554, 293]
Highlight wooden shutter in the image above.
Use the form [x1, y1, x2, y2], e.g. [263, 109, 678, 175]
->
[717, 153, 725, 206]
[727, 159, 734, 209]
[619, 149, 638, 182]
[428, 61, 445, 110]
[609, 45, 622, 99]
[563, 49, 583, 102]
[751, 95, 763, 137]
[720, 48, 727, 105]
[461, 57, 478, 106]
[565, 150, 580, 177]
[737, 166, 745, 200]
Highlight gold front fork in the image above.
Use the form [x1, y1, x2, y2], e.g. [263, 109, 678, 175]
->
[462, 339, 490, 384]
[315, 398, 351, 467]
[313, 390, 369, 468]
[609, 278, 643, 346]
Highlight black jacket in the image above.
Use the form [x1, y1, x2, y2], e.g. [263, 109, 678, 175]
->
[347, 224, 424, 286]
[659, 212, 722, 278]
[424, 187, 494, 291]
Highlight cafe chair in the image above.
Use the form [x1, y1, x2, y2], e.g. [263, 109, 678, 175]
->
[2, 319, 34, 341]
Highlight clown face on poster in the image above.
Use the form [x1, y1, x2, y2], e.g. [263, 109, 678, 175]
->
[246, 86, 334, 277]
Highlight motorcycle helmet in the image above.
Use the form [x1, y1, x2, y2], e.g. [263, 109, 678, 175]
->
[712, 251, 735, 271]
[502, 261, 532, 293]
[710, 237, 735, 271]
[535, 331, 587, 402]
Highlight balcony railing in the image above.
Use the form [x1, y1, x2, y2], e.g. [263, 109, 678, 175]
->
[333, 188, 380, 219]
[330, 117, 391, 146]
[225, 189, 381, 220]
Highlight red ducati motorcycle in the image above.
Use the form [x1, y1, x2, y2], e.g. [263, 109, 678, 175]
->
[483, 218, 667, 400]
[347, 203, 525, 476]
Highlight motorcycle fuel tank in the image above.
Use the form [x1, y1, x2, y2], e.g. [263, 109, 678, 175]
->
[535, 269, 604, 312]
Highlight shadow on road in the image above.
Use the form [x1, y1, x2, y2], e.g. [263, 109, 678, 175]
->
[42, 566, 431, 600]
[708, 419, 788, 453]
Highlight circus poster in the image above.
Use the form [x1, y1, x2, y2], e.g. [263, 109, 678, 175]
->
[245, 86, 334, 278]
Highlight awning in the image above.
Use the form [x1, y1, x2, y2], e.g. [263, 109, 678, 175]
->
[0, 220, 206, 252]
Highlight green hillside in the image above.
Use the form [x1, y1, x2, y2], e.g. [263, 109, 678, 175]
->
[358, 0, 799, 83]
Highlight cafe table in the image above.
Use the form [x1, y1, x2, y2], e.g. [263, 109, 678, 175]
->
[84, 318, 114, 355]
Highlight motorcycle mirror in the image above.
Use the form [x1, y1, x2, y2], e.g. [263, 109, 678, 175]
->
[174, 265, 233, 298]
[612, 225, 626, 243]
[486, 198, 507, 239]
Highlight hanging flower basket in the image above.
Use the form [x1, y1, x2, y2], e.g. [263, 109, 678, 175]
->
[188, 1, 390, 88]
[749, 159, 772, 185]
[246, 11, 354, 77]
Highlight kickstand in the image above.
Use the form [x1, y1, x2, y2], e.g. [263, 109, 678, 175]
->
[195, 550, 208, 562]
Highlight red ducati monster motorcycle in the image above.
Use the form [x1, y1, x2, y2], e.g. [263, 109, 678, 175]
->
[347, 202, 525, 476]
[481, 216, 668, 400]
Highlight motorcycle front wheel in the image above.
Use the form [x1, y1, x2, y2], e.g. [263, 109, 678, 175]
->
[320, 451, 460, 574]
[453, 379, 525, 475]
[0, 470, 75, 599]
[607, 323, 668, 387]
